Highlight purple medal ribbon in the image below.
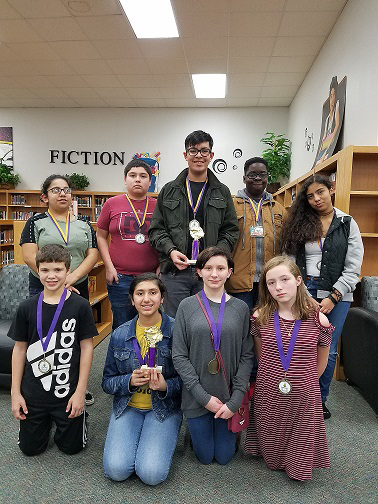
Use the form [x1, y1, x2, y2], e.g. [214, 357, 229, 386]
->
[274, 310, 301, 372]
[37, 288, 67, 353]
[201, 289, 226, 352]
[132, 338, 148, 366]
[187, 177, 207, 260]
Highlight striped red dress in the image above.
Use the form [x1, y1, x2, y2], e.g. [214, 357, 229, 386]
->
[244, 310, 333, 481]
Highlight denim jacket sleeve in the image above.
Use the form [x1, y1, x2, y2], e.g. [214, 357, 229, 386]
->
[101, 339, 133, 396]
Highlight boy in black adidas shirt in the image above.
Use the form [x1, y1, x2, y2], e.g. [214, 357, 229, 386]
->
[9, 244, 98, 456]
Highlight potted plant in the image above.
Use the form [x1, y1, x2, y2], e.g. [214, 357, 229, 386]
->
[260, 132, 291, 192]
[65, 172, 90, 191]
[0, 152, 21, 188]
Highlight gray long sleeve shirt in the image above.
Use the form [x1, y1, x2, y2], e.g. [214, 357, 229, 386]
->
[172, 295, 254, 418]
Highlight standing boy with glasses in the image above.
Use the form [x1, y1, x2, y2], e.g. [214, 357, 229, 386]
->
[226, 157, 286, 312]
[149, 130, 238, 317]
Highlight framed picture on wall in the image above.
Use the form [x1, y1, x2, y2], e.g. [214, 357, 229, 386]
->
[0, 127, 13, 167]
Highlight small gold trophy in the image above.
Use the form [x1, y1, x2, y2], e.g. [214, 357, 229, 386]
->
[140, 326, 164, 373]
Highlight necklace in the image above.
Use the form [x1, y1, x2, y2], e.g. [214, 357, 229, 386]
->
[280, 317, 296, 337]
[319, 208, 334, 218]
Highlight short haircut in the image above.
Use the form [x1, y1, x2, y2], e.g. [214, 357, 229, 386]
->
[124, 159, 152, 180]
[41, 174, 71, 195]
[129, 272, 166, 300]
[244, 157, 269, 174]
[330, 76, 338, 95]
[185, 130, 214, 151]
[196, 246, 234, 271]
[36, 244, 71, 270]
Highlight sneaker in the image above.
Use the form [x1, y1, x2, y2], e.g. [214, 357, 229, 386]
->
[322, 402, 331, 419]
[85, 391, 95, 406]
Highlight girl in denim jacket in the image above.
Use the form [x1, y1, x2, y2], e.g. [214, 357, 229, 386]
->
[102, 273, 182, 485]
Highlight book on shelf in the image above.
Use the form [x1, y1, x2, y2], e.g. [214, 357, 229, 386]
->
[0, 229, 14, 244]
[1, 249, 14, 265]
[73, 195, 92, 207]
[11, 211, 38, 220]
[10, 194, 26, 205]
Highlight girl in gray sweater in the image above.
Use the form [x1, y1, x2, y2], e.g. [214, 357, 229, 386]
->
[172, 247, 254, 464]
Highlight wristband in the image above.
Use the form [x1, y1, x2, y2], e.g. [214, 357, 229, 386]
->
[331, 287, 342, 301]
[167, 247, 177, 257]
[327, 294, 338, 305]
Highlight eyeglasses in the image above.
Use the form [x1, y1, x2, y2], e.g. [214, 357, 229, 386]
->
[186, 147, 212, 157]
[48, 187, 72, 194]
[245, 172, 268, 180]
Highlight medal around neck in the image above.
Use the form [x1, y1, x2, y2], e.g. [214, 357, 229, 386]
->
[135, 232, 146, 244]
[38, 357, 52, 374]
[208, 355, 219, 375]
[274, 311, 301, 396]
[278, 375, 292, 395]
[201, 290, 226, 375]
[140, 326, 164, 373]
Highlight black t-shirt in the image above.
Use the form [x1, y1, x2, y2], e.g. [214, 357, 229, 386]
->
[186, 181, 208, 259]
[8, 292, 98, 407]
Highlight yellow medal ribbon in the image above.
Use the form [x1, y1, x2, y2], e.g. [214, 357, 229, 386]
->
[47, 210, 70, 245]
[125, 194, 149, 230]
[247, 197, 263, 223]
[186, 177, 208, 216]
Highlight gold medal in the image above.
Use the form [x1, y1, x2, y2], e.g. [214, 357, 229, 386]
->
[208, 357, 219, 375]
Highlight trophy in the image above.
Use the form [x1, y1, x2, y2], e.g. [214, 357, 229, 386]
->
[140, 326, 164, 373]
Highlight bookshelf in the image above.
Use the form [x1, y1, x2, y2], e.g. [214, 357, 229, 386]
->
[274, 145, 378, 379]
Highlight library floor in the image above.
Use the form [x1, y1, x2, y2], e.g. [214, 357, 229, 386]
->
[1, 337, 377, 504]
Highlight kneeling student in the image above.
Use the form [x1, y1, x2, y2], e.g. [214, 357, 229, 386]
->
[9, 244, 98, 456]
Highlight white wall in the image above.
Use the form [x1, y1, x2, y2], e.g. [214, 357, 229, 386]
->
[0, 107, 288, 195]
[288, 0, 378, 180]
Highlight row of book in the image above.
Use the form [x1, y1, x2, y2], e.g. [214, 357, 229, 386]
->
[0, 229, 14, 244]
[11, 211, 37, 220]
[10, 194, 27, 205]
[1, 249, 14, 265]
[73, 196, 92, 207]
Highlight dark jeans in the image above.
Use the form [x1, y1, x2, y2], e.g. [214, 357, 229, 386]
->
[160, 267, 203, 318]
[306, 276, 351, 403]
[29, 272, 89, 300]
[107, 274, 137, 330]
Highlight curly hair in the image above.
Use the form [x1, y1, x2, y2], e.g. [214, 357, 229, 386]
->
[280, 174, 333, 255]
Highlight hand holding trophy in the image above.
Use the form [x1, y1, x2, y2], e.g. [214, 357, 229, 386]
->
[140, 326, 164, 374]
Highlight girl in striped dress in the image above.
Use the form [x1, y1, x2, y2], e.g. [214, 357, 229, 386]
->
[244, 256, 333, 481]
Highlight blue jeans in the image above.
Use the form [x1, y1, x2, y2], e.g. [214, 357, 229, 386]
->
[187, 412, 237, 465]
[160, 267, 203, 317]
[306, 276, 351, 403]
[107, 274, 137, 330]
[103, 407, 182, 485]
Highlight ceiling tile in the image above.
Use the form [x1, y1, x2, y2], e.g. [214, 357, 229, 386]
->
[285, 0, 347, 12]
[81, 74, 123, 88]
[228, 73, 266, 87]
[1, 61, 42, 76]
[175, 12, 229, 38]
[258, 97, 292, 106]
[268, 56, 313, 73]
[264, 72, 305, 86]
[67, 59, 113, 75]
[47, 75, 88, 88]
[1, 88, 38, 99]
[227, 86, 262, 98]
[61, 87, 100, 99]
[16, 98, 51, 107]
[93, 87, 131, 98]
[62, 0, 123, 16]
[13, 75, 56, 87]
[0, 98, 22, 106]
[147, 58, 188, 75]
[127, 88, 163, 99]
[75, 15, 134, 40]
[92, 39, 144, 59]
[164, 98, 198, 107]
[229, 37, 275, 58]
[226, 97, 260, 106]
[0, 76, 24, 88]
[260, 85, 298, 97]
[0, 0, 22, 19]
[229, 57, 269, 74]
[104, 98, 137, 107]
[0, 43, 20, 61]
[172, 0, 229, 13]
[138, 39, 185, 59]
[49, 41, 101, 59]
[8, 0, 70, 18]
[133, 98, 166, 107]
[117, 74, 158, 88]
[230, 12, 282, 37]
[74, 98, 108, 107]
[0, 19, 43, 43]
[182, 37, 228, 59]
[33, 60, 79, 76]
[8, 42, 61, 60]
[230, 0, 285, 12]
[187, 58, 227, 73]
[159, 87, 194, 99]
[273, 36, 325, 56]
[107, 59, 151, 75]
[27, 17, 86, 41]
[153, 74, 191, 87]
[195, 98, 226, 107]
[32, 88, 70, 99]
[44, 98, 79, 107]
[278, 11, 340, 37]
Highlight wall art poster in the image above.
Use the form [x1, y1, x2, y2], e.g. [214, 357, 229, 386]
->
[0, 127, 13, 167]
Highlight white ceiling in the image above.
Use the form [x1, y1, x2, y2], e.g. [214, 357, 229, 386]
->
[0, 0, 348, 108]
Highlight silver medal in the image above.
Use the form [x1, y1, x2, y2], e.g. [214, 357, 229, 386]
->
[38, 358, 51, 374]
[278, 378, 292, 395]
[135, 233, 146, 244]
